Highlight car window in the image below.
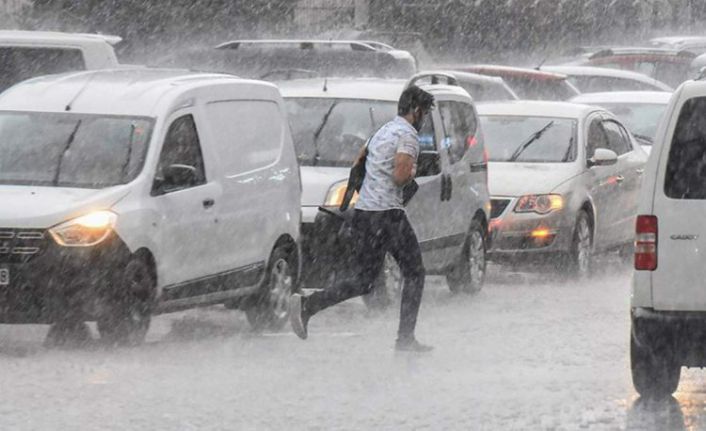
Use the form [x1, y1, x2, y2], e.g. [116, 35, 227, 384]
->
[664, 97, 706, 199]
[602, 120, 632, 155]
[598, 102, 667, 139]
[418, 111, 436, 152]
[439, 101, 477, 164]
[155, 114, 206, 191]
[0, 47, 85, 92]
[587, 118, 609, 158]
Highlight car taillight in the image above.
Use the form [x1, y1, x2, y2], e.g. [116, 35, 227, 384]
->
[635, 215, 658, 271]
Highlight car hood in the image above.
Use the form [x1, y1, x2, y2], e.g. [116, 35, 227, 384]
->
[0, 185, 131, 228]
[488, 162, 579, 197]
[301, 166, 349, 207]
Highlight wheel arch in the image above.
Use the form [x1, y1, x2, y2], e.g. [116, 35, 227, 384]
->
[132, 247, 158, 287]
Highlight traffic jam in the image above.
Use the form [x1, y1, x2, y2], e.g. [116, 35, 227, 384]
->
[2, 8, 706, 429]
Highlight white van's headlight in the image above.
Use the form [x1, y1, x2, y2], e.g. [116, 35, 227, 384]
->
[324, 181, 358, 208]
[49, 211, 117, 247]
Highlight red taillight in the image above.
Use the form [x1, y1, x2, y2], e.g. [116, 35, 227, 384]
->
[635, 215, 658, 271]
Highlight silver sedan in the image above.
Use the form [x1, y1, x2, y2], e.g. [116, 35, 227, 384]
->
[477, 101, 649, 276]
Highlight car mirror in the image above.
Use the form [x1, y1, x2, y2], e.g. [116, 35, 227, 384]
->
[588, 148, 618, 168]
[154, 164, 198, 194]
[417, 150, 441, 177]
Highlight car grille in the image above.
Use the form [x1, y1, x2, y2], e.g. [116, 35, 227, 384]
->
[490, 199, 512, 219]
[0, 229, 48, 263]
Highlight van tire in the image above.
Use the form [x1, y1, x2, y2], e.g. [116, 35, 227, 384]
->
[566, 211, 593, 278]
[97, 257, 155, 346]
[362, 253, 402, 310]
[447, 219, 487, 294]
[246, 247, 296, 331]
[631, 327, 681, 399]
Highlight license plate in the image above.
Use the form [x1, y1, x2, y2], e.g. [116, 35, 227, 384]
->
[0, 268, 8, 286]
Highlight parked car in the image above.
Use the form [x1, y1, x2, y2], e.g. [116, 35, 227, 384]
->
[158, 39, 417, 81]
[565, 47, 697, 88]
[477, 101, 648, 276]
[0, 69, 302, 344]
[407, 71, 519, 102]
[541, 65, 672, 92]
[279, 77, 491, 308]
[630, 79, 706, 399]
[649, 35, 706, 54]
[0, 30, 122, 92]
[450, 65, 580, 101]
[318, 29, 435, 67]
[571, 91, 673, 153]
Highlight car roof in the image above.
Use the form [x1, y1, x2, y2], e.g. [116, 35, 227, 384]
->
[0, 30, 121, 46]
[0, 68, 259, 116]
[650, 36, 706, 47]
[453, 64, 568, 81]
[412, 70, 508, 85]
[541, 65, 673, 87]
[571, 91, 672, 105]
[587, 47, 697, 59]
[476, 101, 600, 118]
[671, 79, 706, 99]
[278, 77, 406, 101]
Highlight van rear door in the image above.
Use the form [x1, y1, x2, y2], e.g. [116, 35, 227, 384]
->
[652, 95, 706, 310]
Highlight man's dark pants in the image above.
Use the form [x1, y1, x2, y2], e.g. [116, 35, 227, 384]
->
[305, 208, 426, 339]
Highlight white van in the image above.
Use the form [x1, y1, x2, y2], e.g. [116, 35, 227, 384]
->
[0, 69, 301, 344]
[0, 31, 122, 92]
[631, 79, 706, 397]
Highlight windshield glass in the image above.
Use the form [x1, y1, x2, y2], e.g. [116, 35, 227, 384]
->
[0, 112, 153, 188]
[598, 102, 667, 140]
[284, 98, 397, 167]
[480, 115, 577, 162]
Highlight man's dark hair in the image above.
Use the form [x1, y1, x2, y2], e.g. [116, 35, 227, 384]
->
[398, 85, 435, 116]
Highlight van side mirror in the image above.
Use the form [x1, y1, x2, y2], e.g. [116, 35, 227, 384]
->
[417, 150, 441, 177]
[153, 164, 198, 194]
[588, 148, 618, 168]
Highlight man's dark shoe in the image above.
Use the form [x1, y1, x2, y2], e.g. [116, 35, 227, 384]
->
[289, 294, 309, 340]
[395, 337, 433, 353]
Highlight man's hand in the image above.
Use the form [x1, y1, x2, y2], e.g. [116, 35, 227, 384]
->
[393, 152, 416, 186]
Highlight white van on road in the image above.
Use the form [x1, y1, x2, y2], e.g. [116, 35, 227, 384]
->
[0, 69, 301, 344]
[631, 80, 706, 397]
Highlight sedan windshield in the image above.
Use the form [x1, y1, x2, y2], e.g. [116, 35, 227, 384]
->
[284, 98, 397, 167]
[480, 115, 577, 163]
[0, 112, 153, 188]
[598, 102, 666, 141]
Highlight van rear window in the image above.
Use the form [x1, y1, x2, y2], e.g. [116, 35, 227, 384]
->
[665, 97, 706, 199]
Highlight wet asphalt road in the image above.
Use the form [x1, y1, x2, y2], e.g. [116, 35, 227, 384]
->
[0, 263, 703, 430]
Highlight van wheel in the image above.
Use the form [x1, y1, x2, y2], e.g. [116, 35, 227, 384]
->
[447, 220, 487, 294]
[631, 325, 681, 399]
[566, 211, 593, 278]
[97, 257, 155, 346]
[246, 247, 295, 331]
[362, 253, 402, 310]
[44, 320, 92, 349]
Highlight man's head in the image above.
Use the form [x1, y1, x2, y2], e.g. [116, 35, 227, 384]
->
[398, 85, 435, 132]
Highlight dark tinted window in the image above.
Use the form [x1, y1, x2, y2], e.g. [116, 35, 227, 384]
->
[0, 47, 85, 92]
[665, 97, 706, 199]
[418, 111, 436, 152]
[587, 119, 609, 158]
[156, 115, 206, 190]
[602, 120, 632, 155]
[439, 101, 478, 164]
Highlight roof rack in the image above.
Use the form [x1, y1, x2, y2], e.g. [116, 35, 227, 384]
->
[406, 72, 459, 88]
[215, 39, 384, 52]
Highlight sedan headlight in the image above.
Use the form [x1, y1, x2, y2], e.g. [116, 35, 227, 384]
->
[324, 181, 358, 208]
[514, 194, 564, 215]
[49, 210, 117, 247]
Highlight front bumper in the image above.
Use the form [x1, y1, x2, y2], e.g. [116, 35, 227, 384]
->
[632, 307, 706, 367]
[0, 229, 131, 323]
[488, 201, 573, 263]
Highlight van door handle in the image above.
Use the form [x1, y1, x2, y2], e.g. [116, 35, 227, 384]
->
[636, 168, 644, 175]
[615, 175, 625, 184]
[202, 198, 215, 209]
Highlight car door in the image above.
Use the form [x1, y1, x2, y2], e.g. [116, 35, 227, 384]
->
[405, 109, 448, 270]
[600, 117, 645, 247]
[601, 118, 647, 246]
[151, 112, 222, 290]
[585, 115, 622, 248]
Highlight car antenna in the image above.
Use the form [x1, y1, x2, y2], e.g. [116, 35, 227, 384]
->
[323, 78, 328, 92]
[65, 71, 98, 111]
[535, 58, 547, 71]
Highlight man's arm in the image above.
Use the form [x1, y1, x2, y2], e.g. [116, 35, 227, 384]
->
[393, 152, 416, 186]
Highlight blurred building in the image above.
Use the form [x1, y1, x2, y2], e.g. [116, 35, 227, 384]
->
[295, 0, 370, 31]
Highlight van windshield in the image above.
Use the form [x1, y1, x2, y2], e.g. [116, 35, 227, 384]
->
[0, 111, 153, 188]
[284, 98, 397, 167]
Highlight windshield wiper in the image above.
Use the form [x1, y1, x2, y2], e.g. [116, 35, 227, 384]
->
[53, 120, 82, 186]
[509, 121, 554, 162]
[311, 101, 339, 166]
